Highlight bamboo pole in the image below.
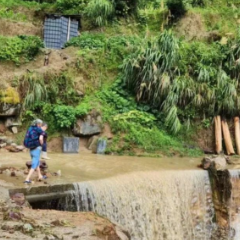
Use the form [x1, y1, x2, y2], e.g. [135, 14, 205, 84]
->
[214, 116, 222, 154]
[222, 120, 235, 155]
[234, 117, 240, 155]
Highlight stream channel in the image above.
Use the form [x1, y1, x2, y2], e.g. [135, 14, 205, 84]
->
[2, 153, 240, 240]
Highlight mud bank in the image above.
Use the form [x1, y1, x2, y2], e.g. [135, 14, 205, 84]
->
[0, 182, 129, 240]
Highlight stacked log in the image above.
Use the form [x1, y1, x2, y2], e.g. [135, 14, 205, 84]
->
[234, 117, 240, 155]
[214, 116, 222, 154]
[221, 120, 235, 155]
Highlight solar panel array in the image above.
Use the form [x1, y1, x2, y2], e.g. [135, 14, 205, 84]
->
[44, 16, 79, 49]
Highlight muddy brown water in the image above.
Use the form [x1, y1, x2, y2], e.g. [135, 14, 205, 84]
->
[0, 152, 202, 187]
[3, 153, 240, 239]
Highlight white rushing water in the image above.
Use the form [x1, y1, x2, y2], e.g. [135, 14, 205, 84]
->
[68, 170, 215, 240]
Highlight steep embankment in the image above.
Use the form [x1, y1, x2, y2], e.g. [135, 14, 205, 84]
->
[1, 0, 240, 156]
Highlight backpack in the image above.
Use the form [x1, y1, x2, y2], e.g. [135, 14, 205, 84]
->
[23, 126, 42, 149]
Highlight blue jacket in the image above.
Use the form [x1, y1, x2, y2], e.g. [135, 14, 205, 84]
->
[23, 126, 45, 149]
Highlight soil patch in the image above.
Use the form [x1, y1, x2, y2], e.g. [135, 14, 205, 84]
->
[48, 136, 92, 153]
[48, 137, 63, 153]
[0, 47, 77, 85]
[194, 125, 215, 153]
[175, 12, 207, 40]
[0, 19, 42, 37]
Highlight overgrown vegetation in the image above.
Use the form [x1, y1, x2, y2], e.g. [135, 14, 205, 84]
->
[3, 0, 240, 156]
[122, 30, 240, 134]
[0, 7, 27, 21]
[0, 87, 20, 104]
[0, 35, 43, 64]
[85, 86, 202, 156]
[18, 72, 91, 133]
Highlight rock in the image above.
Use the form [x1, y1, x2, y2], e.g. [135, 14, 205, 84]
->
[10, 171, 16, 177]
[10, 193, 25, 206]
[3, 169, 11, 176]
[16, 145, 25, 151]
[6, 139, 14, 145]
[0, 136, 7, 143]
[22, 223, 33, 233]
[5, 118, 21, 128]
[5, 145, 21, 152]
[8, 211, 22, 220]
[73, 119, 102, 136]
[88, 136, 99, 151]
[63, 137, 79, 153]
[76, 90, 84, 97]
[44, 235, 56, 240]
[115, 226, 130, 240]
[26, 160, 48, 170]
[1, 221, 23, 231]
[11, 126, 18, 134]
[0, 103, 21, 117]
[0, 143, 6, 148]
[201, 155, 227, 170]
[11, 143, 17, 147]
[73, 110, 102, 136]
[101, 124, 113, 139]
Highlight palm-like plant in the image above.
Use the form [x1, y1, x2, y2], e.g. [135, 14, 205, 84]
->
[18, 74, 48, 109]
[122, 30, 240, 133]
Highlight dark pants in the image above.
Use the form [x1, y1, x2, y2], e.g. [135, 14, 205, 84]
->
[42, 142, 47, 152]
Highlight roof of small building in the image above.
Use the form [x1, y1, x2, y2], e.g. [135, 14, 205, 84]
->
[45, 14, 81, 20]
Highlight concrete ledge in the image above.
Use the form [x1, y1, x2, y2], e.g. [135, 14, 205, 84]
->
[9, 183, 75, 203]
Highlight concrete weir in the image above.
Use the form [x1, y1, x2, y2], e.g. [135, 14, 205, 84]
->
[9, 183, 74, 203]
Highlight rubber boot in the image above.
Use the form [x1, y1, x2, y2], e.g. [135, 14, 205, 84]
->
[42, 151, 50, 160]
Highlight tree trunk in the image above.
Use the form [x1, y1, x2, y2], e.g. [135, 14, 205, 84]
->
[234, 117, 240, 155]
[215, 116, 222, 154]
[222, 120, 235, 155]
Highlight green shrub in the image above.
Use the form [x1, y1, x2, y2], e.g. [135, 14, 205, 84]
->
[52, 105, 76, 129]
[46, 73, 79, 105]
[65, 33, 141, 63]
[56, 0, 89, 14]
[0, 0, 40, 8]
[112, 110, 156, 130]
[26, 99, 92, 132]
[0, 7, 27, 21]
[65, 33, 106, 49]
[0, 35, 43, 64]
[96, 89, 136, 115]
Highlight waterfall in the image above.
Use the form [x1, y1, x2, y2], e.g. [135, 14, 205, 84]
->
[68, 170, 215, 240]
[229, 170, 240, 240]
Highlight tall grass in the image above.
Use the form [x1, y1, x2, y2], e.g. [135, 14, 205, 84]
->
[85, 0, 114, 26]
[122, 30, 240, 133]
[18, 75, 48, 109]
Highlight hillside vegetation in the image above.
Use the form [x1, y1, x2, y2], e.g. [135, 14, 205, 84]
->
[0, 0, 239, 156]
